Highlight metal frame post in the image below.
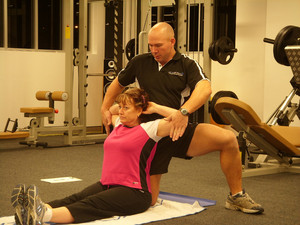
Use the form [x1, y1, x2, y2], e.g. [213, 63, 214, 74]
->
[177, 0, 187, 53]
[63, 0, 74, 145]
[203, 0, 213, 123]
[138, 0, 151, 54]
[3, 0, 8, 48]
[77, 0, 88, 138]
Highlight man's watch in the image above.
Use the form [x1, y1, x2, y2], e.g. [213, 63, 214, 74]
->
[179, 108, 190, 116]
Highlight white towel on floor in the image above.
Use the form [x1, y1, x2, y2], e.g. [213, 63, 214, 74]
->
[0, 198, 205, 225]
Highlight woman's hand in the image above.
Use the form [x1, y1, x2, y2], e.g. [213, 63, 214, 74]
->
[143, 102, 158, 114]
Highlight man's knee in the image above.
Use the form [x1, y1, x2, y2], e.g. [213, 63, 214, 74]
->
[223, 129, 239, 151]
[187, 124, 238, 155]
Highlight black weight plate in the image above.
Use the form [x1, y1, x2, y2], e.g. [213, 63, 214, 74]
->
[218, 51, 234, 65]
[125, 39, 135, 61]
[214, 37, 235, 65]
[273, 26, 300, 66]
[210, 91, 238, 125]
[209, 41, 218, 61]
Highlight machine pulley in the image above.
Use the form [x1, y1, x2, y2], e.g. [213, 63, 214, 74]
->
[263, 25, 300, 66]
[209, 37, 238, 65]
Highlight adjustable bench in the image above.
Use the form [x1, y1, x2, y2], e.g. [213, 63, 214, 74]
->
[0, 118, 29, 139]
[215, 97, 300, 177]
[20, 91, 68, 147]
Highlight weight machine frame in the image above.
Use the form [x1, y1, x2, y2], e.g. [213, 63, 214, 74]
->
[266, 46, 300, 127]
[58, 0, 109, 145]
[20, 0, 107, 147]
[266, 87, 299, 126]
[239, 45, 300, 175]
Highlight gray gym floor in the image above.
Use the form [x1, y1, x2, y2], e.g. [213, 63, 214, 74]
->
[0, 136, 300, 225]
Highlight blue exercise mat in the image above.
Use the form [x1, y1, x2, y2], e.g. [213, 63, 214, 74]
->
[159, 191, 216, 206]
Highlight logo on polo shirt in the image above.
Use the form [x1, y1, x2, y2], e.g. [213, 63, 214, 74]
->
[168, 71, 183, 77]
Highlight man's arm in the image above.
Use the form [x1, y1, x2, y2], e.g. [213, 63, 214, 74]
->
[181, 79, 211, 113]
[169, 79, 212, 141]
[101, 78, 125, 134]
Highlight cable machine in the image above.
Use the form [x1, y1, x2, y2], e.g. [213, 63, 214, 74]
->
[19, 0, 107, 147]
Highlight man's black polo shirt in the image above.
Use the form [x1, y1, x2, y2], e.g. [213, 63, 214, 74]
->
[118, 51, 208, 120]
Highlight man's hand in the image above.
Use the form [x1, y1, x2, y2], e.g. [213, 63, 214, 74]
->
[101, 109, 112, 135]
[166, 110, 188, 141]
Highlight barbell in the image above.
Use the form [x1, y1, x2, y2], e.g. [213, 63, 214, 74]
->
[209, 36, 238, 65]
[264, 25, 300, 66]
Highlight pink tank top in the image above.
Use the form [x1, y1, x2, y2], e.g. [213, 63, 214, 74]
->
[100, 118, 161, 192]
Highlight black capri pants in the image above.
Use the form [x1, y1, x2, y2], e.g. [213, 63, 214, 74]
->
[48, 182, 152, 223]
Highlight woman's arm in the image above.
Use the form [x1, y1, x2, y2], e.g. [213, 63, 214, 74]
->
[143, 102, 177, 117]
[111, 115, 119, 127]
[156, 119, 172, 137]
[109, 104, 119, 115]
[101, 79, 125, 135]
[109, 104, 119, 127]
[144, 102, 178, 138]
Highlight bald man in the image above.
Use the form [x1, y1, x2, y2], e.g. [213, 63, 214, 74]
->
[101, 22, 264, 214]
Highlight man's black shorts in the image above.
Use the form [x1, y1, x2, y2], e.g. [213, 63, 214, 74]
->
[150, 123, 198, 175]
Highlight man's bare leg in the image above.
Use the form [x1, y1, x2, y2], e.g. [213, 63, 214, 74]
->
[187, 123, 242, 195]
[149, 124, 263, 213]
[149, 124, 241, 204]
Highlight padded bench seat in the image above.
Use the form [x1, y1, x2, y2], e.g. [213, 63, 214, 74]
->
[272, 126, 300, 147]
[215, 97, 300, 158]
[0, 131, 29, 139]
[20, 107, 54, 114]
[250, 124, 300, 156]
